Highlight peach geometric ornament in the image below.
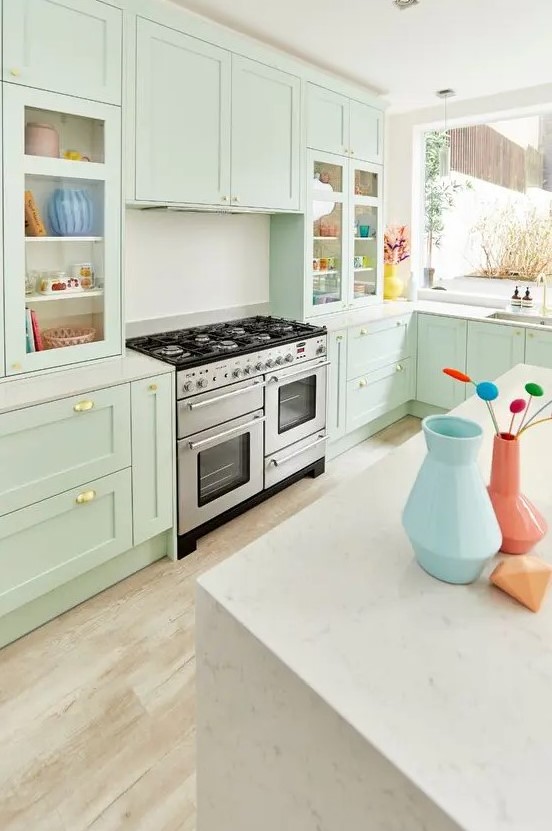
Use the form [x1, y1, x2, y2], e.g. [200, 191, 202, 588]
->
[490, 556, 552, 612]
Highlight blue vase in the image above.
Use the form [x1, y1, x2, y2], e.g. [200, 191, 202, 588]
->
[402, 415, 501, 584]
[48, 188, 93, 236]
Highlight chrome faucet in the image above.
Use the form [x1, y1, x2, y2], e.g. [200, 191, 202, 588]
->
[540, 273, 551, 317]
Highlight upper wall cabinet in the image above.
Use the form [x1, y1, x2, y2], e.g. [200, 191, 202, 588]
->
[3, 0, 123, 105]
[135, 19, 231, 206]
[133, 20, 301, 211]
[231, 56, 300, 211]
[307, 83, 382, 164]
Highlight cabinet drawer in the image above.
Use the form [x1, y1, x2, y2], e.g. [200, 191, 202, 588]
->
[346, 359, 413, 433]
[0, 469, 132, 618]
[347, 316, 412, 380]
[0, 385, 131, 516]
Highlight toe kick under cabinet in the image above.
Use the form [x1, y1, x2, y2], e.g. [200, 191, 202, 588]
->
[0, 371, 174, 638]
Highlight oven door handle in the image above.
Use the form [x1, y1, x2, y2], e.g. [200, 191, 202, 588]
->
[267, 360, 331, 384]
[187, 381, 266, 410]
[188, 415, 266, 451]
[269, 435, 327, 467]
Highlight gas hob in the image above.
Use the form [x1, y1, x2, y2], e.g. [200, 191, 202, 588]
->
[126, 316, 326, 369]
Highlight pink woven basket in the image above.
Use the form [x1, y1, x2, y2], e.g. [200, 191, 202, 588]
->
[42, 326, 96, 349]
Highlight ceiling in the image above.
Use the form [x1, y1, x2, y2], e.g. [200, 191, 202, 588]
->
[171, 0, 552, 110]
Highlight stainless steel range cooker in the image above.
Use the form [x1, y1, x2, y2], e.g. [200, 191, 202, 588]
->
[127, 316, 328, 556]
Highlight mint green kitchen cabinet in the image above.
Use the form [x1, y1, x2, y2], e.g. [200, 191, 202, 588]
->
[349, 100, 382, 164]
[307, 84, 349, 157]
[467, 321, 525, 382]
[347, 316, 413, 380]
[417, 314, 467, 409]
[327, 329, 347, 443]
[346, 359, 414, 433]
[131, 374, 174, 546]
[3, 84, 122, 375]
[3, 0, 122, 104]
[0, 468, 132, 618]
[525, 329, 552, 369]
[0, 384, 131, 516]
[306, 83, 382, 163]
[135, 18, 231, 206]
[231, 56, 300, 211]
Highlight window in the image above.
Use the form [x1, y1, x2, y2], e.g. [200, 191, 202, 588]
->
[423, 113, 552, 300]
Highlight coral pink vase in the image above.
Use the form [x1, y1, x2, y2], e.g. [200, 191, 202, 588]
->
[488, 433, 547, 554]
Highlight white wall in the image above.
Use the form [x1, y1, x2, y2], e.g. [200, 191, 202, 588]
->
[385, 84, 552, 282]
[125, 210, 270, 322]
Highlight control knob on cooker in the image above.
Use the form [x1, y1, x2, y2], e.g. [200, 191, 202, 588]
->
[275, 356, 284, 366]
[284, 354, 293, 363]
[265, 358, 275, 369]
[232, 368, 242, 379]
[316, 345, 326, 356]
[182, 381, 194, 393]
[255, 362, 265, 372]
[242, 365, 252, 376]
[196, 378, 208, 389]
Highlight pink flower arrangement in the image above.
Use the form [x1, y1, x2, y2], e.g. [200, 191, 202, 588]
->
[384, 225, 410, 265]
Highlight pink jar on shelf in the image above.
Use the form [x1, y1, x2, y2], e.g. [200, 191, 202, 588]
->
[25, 122, 60, 158]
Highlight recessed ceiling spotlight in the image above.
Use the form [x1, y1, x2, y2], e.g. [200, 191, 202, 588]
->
[393, 0, 419, 9]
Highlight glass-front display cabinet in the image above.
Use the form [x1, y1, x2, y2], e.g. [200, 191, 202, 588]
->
[3, 85, 121, 375]
[306, 151, 382, 317]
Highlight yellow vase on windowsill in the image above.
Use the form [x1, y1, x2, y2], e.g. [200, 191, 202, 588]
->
[383, 264, 404, 300]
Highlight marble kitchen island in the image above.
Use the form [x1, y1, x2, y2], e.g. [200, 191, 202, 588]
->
[196, 365, 552, 831]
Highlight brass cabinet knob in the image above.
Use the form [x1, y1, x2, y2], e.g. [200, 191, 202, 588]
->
[76, 489, 96, 505]
[359, 378, 367, 388]
[9, 68, 21, 77]
[11, 362, 21, 371]
[336, 335, 344, 342]
[148, 383, 158, 392]
[73, 400, 94, 413]
[528, 332, 534, 338]
[360, 328, 368, 336]
[221, 196, 228, 202]
[396, 363, 404, 372]
[232, 196, 240, 203]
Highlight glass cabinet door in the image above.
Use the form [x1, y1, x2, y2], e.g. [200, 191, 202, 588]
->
[307, 151, 347, 316]
[3, 85, 121, 376]
[349, 161, 382, 307]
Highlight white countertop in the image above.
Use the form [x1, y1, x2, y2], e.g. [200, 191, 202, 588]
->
[314, 298, 551, 332]
[0, 350, 173, 414]
[199, 364, 552, 831]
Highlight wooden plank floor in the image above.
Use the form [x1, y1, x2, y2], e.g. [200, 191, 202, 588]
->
[0, 417, 419, 831]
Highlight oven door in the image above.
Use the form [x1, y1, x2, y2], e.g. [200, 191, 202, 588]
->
[178, 410, 265, 535]
[264, 358, 329, 454]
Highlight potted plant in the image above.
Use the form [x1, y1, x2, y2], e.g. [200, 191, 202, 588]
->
[384, 224, 410, 299]
[425, 131, 470, 286]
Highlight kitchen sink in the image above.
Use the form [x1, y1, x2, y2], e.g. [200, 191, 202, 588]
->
[486, 311, 552, 327]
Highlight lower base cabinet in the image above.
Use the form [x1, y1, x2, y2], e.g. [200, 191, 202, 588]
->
[0, 469, 132, 618]
[346, 359, 413, 433]
[131, 374, 174, 545]
[327, 329, 347, 442]
[525, 329, 552, 369]
[416, 314, 467, 409]
[467, 320, 525, 382]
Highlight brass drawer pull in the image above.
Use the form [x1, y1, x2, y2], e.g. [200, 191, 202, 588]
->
[149, 383, 158, 392]
[76, 489, 96, 505]
[73, 399, 94, 413]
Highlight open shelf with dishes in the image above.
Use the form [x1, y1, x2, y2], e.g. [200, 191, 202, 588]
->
[3, 84, 121, 374]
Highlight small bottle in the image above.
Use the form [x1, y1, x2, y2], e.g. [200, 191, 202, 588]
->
[510, 286, 522, 308]
[521, 287, 534, 309]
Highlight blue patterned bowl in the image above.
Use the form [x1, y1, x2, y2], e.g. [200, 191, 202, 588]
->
[48, 188, 93, 236]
